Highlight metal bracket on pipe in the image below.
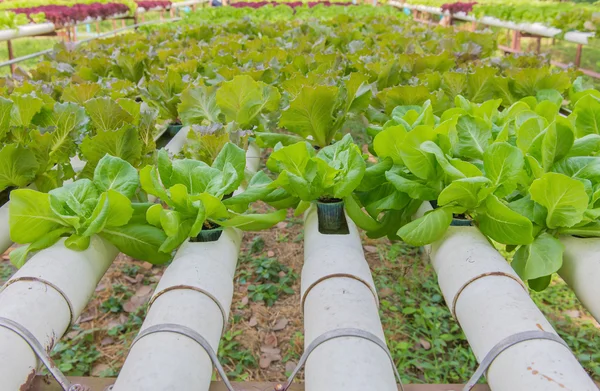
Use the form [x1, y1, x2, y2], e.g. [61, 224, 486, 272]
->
[1, 276, 76, 325]
[274, 327, 405, 391]
[463, 330, 571, 391]
[130, 323, 237, 391]
[0, 317, 89, 391]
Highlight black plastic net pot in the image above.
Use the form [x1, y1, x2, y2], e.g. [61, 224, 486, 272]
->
[451, 217, 473, 227]
[167, 124, 183, 136]
[191, 228, 223, 243]
[316, 199, 350, 235]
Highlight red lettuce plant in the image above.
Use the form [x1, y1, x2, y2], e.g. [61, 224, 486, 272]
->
[440, 1, 477, 15]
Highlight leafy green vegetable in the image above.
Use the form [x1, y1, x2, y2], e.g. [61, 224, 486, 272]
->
[9, 155, 169, 268]
[267, 134, 366, 212]
[141, 145, 285, 253]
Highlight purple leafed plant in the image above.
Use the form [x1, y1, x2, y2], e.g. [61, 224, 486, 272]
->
[440, 1, 477, 15]
[9, 3, 130, 27]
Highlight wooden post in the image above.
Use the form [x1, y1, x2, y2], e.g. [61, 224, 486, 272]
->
[96, 21, 100, 34]
[576, 44, 583, 68]
[72, 26, 77, 42]
[121, 19, 126, 28]
[536, 36, 541, 54]
[112, 19, 117, 30]
[512, 30, 521, 52]
[6, 40, 15, 76]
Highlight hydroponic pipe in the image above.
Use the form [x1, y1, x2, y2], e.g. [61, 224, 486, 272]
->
[0, 23, 56, 42]
[111, 229, 242, 391]
[559, 236, 600, 323]
[417, 204, 596, 390]
[301, 206, 397, 391]
[0, 237, 118, 390]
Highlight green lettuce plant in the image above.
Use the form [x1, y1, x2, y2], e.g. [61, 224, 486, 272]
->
[258, 73, 371, 149]
[79, 97, 159, 177]
[140, 69, 185, 124]
[0, 94, 88, 195]
[9, 155, 169, 268]
[266, 133, 366, 215]
[362, 95, 600, 290]
[177, 75, 280, 164]
[141, 144, 286, 253]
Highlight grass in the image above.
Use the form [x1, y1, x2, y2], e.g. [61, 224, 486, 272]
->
[374, 240, 600, 383]
[373, 242, 478, 384]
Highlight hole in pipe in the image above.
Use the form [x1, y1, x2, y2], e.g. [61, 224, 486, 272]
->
[191, 222, 224, 243]
[317, 199, 350, 235]
[0, 186, 14, 207]
[428, 200, 473, 227]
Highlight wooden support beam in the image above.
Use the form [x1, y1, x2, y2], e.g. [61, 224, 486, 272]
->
[6, 40, 15, 76]
[512, 30, 521, 51]
[29, 377, 494, 391]
[576, 43, 583, 68]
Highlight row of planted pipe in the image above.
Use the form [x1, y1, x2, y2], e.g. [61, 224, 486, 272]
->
[0, 131, 598, 390]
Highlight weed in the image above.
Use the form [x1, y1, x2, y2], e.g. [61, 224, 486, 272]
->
[107, 307, 147, 338]
[51, 329, 100, 376]
[247, 284, 281, 307]
[247, 256, 297, 306]
[121, 264, 140, 278]
[252, 256, 287, 283]
[276, 232, 289, 243]
[112, 283, 132, 296]
[283, 331, 304, 364]
[100, 297, 123, 313]
[218, 330, 256, 381]
[0, 262, 15, 283]
[249, 236, 265, 255]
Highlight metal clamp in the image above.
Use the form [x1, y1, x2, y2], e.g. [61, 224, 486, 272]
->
[131, 323, 237, 391]
[1, 276, 76, 325]
[463, 330, 570, 391]
[274, 327, 405, 391]
[0, 317, 89, 391]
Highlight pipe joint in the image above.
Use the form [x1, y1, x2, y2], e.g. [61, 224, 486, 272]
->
[1, 276, 75, 325]
[451, 271, 527, 319]
[150, 285, 228, 333]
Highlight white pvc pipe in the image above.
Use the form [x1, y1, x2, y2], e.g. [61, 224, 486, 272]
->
[418, 204, 596, 391]
[0, 237, 118, 390]
[112, 229, 241, 391]
[398, 2, 591, 43]
[0, 23, 56, 42]
[301, 206, 397, 391]
[164, 125, 190, 154]
[246, 141, 260, 173]
[171, 0, 208, 8]
[559, 236, 600, 323]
